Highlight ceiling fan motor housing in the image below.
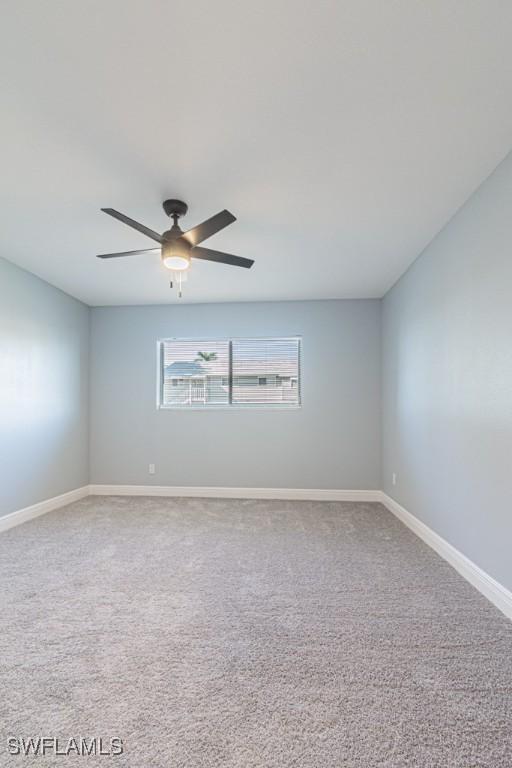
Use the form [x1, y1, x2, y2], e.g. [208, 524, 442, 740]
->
[161, 236, 191, 269]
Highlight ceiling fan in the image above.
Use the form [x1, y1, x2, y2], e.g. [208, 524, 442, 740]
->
[97, 199, 254, 285]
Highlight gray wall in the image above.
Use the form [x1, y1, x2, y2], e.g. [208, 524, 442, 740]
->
[0, 257, 89, 517]
[382, 151, 512, 592]
[90, 300, 381, 490]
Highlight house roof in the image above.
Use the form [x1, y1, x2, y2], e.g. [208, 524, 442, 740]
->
[165, 361, 208, 378]
[233, 360, 296, 377]
[166, 362, 297, 379]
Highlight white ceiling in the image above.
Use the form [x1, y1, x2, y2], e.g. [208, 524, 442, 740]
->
[1, 1, 512, 306]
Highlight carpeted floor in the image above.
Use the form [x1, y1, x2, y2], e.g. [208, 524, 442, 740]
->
[0, 497, 511, 767]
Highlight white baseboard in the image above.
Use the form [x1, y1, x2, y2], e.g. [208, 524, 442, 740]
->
[0, 486, 90, 533]
[380, 492, 512, 621]
[88, 484, 382, 502]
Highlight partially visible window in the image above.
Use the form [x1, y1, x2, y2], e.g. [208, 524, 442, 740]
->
[159, 337, 301, 408]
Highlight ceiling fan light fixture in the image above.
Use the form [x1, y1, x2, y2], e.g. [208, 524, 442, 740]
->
[161, 236, 191, 271]
[162, 254, 190, 271]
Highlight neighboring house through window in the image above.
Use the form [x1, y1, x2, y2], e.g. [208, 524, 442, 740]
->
[159, 337, 301, 408]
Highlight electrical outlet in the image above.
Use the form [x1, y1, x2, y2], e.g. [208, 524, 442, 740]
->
[149, 464, 155, 475]
[392, 472, 397, 486]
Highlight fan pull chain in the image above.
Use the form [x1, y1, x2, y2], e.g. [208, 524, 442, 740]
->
[169, 272, 185, 298]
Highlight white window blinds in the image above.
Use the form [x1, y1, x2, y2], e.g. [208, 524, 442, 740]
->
[231, 338, 300, 406]
[160, 337, 301, 408]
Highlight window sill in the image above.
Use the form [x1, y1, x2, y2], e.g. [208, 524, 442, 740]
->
[157, 405, 302, 411]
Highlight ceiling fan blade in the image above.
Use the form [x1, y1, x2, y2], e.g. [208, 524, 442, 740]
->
[192, 246, 254, 269]
[181, 210, 236, 247]
[97, 248, 160, 259]
[101, 208, 164, 244]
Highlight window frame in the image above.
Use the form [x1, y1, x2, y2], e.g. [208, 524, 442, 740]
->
[157, 336, 302, 410]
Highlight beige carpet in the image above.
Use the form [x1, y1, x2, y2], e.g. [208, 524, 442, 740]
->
[1, 496, 511, 767]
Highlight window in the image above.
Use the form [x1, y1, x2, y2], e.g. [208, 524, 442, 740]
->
[159, 337, 301, 408]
